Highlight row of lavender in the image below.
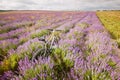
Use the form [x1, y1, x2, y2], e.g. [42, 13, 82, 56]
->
[0, 11, 87, 79]
[58, 13, 120, 79]
[0, 12, 87, 79]
[0, 12, 120, 80]
[0, 12, 85, 57]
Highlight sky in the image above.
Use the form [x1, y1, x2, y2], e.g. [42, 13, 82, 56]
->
[0, 0, 120, 10]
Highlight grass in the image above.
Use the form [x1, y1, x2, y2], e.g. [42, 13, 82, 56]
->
[97, 11, 120, 47]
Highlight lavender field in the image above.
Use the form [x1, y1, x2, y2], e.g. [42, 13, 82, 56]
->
[0, 11, 120, 80]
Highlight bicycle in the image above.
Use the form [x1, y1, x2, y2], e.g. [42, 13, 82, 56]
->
[31, 29, 62, 61]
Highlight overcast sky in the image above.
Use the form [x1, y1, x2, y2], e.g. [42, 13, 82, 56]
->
[0, 0, 120, 10]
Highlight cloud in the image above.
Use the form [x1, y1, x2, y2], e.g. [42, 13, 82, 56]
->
[0, 0, 120, 10]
